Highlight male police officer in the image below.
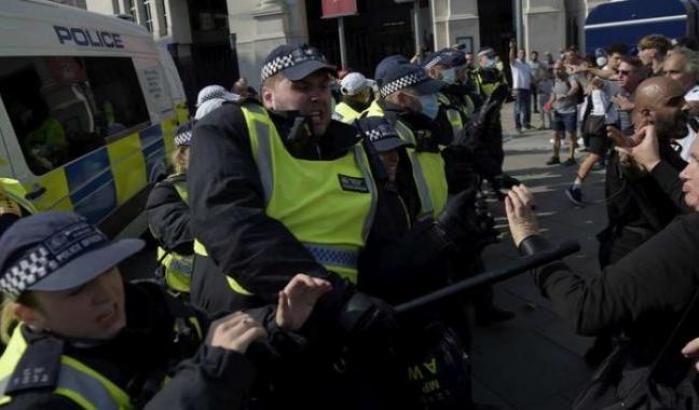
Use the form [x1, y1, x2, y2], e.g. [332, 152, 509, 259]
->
[187, 44, 396, 409]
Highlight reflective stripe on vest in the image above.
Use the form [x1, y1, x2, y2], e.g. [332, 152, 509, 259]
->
[333, 102, 361, 124]
[393, 121, 448, 220]
[0, 178, 37, 214]
[0, 326, 132, 410]
[194, 103, 377, 294]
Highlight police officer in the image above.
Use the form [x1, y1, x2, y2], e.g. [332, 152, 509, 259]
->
[187, 44, 397, 408]
[474, 47, 520, 196]
[354, 117, 479, 409]
[0, 178, 37, 236]
[423, 49, 477, 123]
[332, 72, 375, 124]
[0, 211, 331, 409]
[146, 121, 196, 296]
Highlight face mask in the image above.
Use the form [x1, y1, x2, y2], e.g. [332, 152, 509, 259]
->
[417, 94, 440, 120]
[441, 68, 456, 84]
[485, 59, 496, 69]
[596, 56, 607, 68]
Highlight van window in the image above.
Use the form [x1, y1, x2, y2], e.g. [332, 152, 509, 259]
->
[0, 56, 149, 175]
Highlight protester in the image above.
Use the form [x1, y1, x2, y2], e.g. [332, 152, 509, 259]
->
[545, 61, 580, 166]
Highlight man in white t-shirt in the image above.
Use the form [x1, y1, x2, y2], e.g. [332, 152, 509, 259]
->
[661, 47, 699, 160]
[509, 39, 533, 133]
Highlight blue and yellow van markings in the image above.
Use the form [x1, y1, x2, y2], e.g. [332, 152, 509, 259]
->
[64, 147, 117, 224]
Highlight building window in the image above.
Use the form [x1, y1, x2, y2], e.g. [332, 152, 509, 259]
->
[127, 0, 136, 18]
[143, 0, 154, 32]
[159, 0, 168, 35]
[0, 56, 149, 175]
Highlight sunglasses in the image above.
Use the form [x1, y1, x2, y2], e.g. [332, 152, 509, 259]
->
[617, 70, 632, 76]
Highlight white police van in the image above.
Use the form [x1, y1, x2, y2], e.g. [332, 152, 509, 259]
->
[0, 0, 190, 238]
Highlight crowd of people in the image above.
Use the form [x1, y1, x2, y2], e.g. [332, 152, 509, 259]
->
[2, 29, 699, 410]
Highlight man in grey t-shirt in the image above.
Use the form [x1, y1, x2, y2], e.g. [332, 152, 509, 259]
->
[545, 61, 580, 166]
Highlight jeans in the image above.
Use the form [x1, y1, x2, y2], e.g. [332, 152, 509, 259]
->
[514, 88, 531, 130]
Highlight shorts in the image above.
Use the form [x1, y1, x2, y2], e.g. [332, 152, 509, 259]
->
[553, 111, 577, 133]
[587, 133, 609, 156]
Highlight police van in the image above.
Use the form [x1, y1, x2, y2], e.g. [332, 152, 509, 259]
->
[0, 0, 190, 238]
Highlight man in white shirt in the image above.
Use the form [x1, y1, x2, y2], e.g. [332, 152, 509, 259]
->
[509, 40, 533, 133]
[661, 47, 699, 160]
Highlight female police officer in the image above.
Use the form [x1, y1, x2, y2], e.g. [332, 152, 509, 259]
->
[146, 121, 196, 296]
[0, 211, 330, 409]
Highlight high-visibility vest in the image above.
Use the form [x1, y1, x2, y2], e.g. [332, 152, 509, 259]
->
[475, 69, 505, 97]
[155, 177, 193, 294]
[438, 93, 465, 143]
[0, 326, 133, 409]
[0, 178, 37, 214]
[194, 104, 377, 294]
[363, 104, 448, 220]
[361, 100, 384, 118]
[392, 121, 448, 220]
[333, 102, 361, 124]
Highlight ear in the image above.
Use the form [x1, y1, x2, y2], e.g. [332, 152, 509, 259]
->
[14, 303, 45, 329]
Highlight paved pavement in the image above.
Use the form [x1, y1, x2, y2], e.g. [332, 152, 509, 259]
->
[471, 103, 608, 409]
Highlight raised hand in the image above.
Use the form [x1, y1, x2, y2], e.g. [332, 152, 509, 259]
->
[275, 274, 332, 331]
[505, 185, 539, 247]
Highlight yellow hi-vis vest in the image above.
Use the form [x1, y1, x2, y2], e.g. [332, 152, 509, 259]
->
[333, 102, 361, 124]
[438, 93, 465, 142]
[392, 121, 448, 220]
[361, 100, 384, 117]
[0, 178, 37, 214]
[363, 104, 448, 220]
[0, 326, 133, 409]
[155, 178, 193, 294]
[194, 104, 378, 294]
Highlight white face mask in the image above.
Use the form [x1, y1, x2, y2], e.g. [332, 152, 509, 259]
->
[485, 59, 496, 69]
[596, 56, 608, 68]
[441, 68, 456, 84]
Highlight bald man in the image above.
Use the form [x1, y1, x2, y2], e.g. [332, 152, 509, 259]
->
[601, 76, 688, 268]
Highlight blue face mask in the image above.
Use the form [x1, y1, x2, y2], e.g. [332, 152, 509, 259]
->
[418, 94, 440, 120]
[441, 68, 456, 84]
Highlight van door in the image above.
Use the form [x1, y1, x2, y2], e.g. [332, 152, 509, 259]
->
[0, 97, 17, 178]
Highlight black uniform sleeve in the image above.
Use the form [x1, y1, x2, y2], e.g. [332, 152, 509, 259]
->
[146, 180, 193, 255]
[144, 345, 256, 410]
[187, 104, 331, 302]
[650, 160, 691, 214]
[519, 213, 699, 336]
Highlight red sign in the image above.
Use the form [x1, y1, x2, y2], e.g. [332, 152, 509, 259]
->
[322, 0, 358, 19]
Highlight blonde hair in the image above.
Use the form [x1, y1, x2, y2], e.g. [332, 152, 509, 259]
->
[170, 146, 189, 175]
[1, 293, 38, 344]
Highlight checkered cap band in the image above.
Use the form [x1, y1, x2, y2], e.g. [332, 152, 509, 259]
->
[260, 47, 329, 81]
[0, 221, 108, 298]
[365, 123, 398, 142]
[423, 56, 442, 69]
[175, 129, 192, 147]
[379, 70, 429, 98]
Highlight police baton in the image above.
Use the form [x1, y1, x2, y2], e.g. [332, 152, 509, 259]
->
[394, 240, 580, 314]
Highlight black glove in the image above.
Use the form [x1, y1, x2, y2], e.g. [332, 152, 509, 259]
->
[337, 292, 398, 340]
[435, 190, 478, 245]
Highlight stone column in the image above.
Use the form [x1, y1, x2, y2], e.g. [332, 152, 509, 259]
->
[523, 0, 566, 57]
[430, 0, 480, 53]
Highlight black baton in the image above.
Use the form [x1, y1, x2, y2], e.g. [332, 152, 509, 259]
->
[395, 240, 581, 314]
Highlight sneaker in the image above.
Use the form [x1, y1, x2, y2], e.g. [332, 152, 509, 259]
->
[546, 156, 560, 165]
[562, 158, 577, 166]
[514, 128, 522, 135]
[565, 185, 584, 206]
